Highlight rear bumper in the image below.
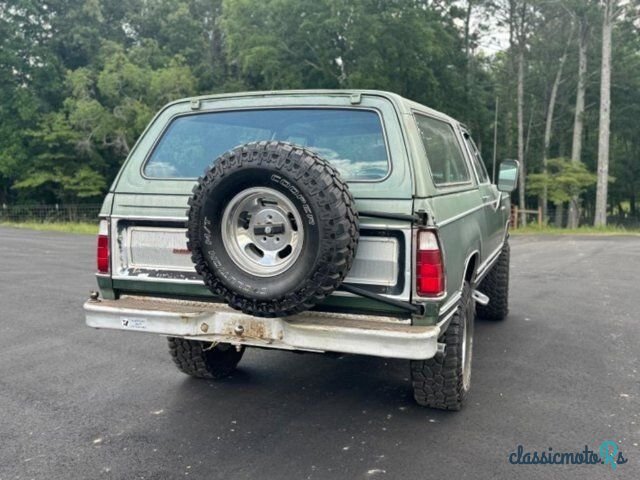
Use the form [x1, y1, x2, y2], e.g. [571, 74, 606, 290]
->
[84, 296, 440, 360]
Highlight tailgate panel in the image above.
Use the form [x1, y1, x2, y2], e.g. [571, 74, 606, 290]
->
[121, 225, 401, 287]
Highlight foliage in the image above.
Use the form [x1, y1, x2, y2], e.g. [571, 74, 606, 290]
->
[527, 158, 597, 206]
[0, 0, 638, 226]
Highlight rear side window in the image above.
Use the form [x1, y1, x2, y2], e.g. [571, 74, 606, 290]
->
[463, 132, 490, 184]
[144, 108, 389, 181]
[415, 114, 471, 186]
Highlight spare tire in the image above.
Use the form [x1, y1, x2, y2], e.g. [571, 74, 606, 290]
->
[186, 141, 359, 317]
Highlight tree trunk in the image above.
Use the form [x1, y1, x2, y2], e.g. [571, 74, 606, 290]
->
[568, 17, 589, 229]
[492, 96, 499, 182]
[594, 0, 613, 227]
[507, 0, 517, 162]
[517, 48, 526, 227]
[542, 25, 573, 221]
[524, 101, 535, 160]
[554, 202, 564, 227]
[464, 1, 473, 102]
[505, 107, 513, 156]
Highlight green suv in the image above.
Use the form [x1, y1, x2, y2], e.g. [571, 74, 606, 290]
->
[85, 90, 519, 410]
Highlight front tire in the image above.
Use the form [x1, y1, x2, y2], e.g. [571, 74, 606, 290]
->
[168, 338, 245, 379]
[410, 282, 474, 410]
[476, 241, 510, 321]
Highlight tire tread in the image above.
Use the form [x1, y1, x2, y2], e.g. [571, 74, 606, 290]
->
[186, 141, 358, 317]
[168, 338, 244, 379]
[476, 242, 510, 321]
[410, 284, 472, 411]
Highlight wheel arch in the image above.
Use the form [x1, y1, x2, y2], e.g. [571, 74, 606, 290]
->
[463, 249, 480, 287]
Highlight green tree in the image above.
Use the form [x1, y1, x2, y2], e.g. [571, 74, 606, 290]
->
[12, 40, 197, 203]
[528, 158, 597, 225]
[1, 0, 639, 225]
[222, 0, 474, 116]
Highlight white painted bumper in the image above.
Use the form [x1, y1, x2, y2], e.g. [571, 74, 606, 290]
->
[84, 296, 440, 360]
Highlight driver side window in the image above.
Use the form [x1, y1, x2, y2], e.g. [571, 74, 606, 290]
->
[463, 132, 490, 184]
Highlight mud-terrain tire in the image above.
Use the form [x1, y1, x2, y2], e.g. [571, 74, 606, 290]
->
[476, 241, 510, 321]
[410, 282, 474, 410]
[187, 141, 359, 317]
[168, 338, 244, 379]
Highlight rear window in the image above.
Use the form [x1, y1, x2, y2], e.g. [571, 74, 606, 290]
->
[144, 108, 389, 181]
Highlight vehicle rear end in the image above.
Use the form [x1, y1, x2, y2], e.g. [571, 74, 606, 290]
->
[86, 91, 443, 361]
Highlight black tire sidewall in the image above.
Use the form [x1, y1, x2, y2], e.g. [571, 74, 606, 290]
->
[476, 242, 510, 321]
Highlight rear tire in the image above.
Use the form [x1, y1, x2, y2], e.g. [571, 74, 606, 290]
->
[410, 282, 474, 410]
[476, 241, 510, 321]
[168, 338, 244, 379]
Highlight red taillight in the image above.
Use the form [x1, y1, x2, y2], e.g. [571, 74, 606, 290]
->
[97, 220, 110, 274]
[416, 230, 444, 296]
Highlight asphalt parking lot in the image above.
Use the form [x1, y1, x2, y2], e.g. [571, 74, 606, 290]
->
[0, 227, 638, 480]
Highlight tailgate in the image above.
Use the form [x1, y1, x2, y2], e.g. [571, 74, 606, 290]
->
[109, 215, 411, 306]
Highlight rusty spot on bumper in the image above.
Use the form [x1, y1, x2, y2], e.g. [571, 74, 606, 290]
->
[224, 319, 268, 340]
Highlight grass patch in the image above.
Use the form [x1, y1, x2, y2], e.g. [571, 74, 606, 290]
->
[511, 224, 640, 235]
[0, 221, 97, 235]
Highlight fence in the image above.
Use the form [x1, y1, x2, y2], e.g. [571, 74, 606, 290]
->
[510, 206, 543, 228]
[0, 204, 102, 223]
[510, 205, 640, 229]
[2, 203, 638, 229]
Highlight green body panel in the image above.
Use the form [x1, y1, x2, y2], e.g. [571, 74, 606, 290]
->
[99, 193, 114, 217]
[99, 90, 510, 322]
[112, 278, 411, 316]
[96, 275, 116, 300]
[110, 195, 414, 221]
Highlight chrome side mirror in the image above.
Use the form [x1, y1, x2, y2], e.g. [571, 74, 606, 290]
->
[497, 159, 519, 192]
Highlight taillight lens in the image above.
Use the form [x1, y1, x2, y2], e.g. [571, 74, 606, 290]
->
[97, 220, 110, 274]
[416, 230, 444, 296]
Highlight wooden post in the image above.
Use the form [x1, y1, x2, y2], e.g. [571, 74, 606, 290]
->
[538, 207, 542, 227]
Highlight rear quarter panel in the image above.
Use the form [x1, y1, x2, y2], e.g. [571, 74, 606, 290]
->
[403, 104, 487, 313]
